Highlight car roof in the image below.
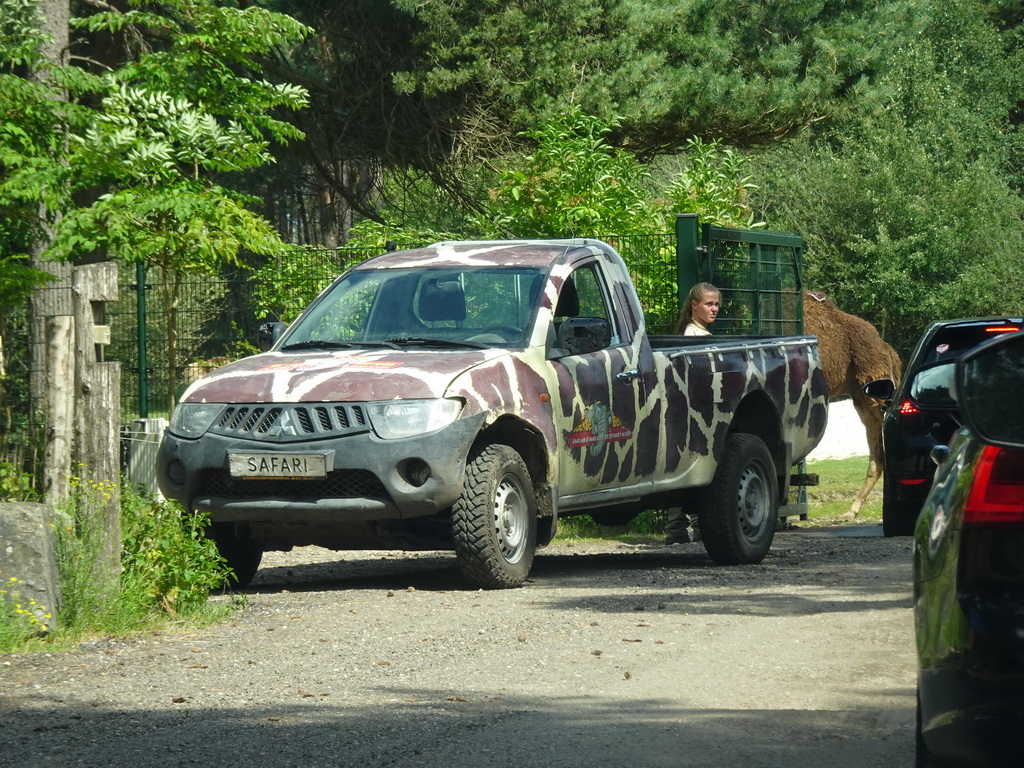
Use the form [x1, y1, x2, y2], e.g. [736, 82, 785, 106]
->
[351, 239, 618, 271]
[907, 316, 1024, 372]
[923, 316, 1023, 333]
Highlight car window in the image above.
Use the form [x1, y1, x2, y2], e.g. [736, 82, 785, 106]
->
[285, 266, 544, 346]
[921, 325, 1022, 366]
[565, 263, 619, 344]
[958, 334, 1024, 446]
[910, 363, 956, 407]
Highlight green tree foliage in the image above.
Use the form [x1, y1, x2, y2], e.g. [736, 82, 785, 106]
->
[2, 0, 312, 410]
[0, 0, 69, 308]
[663, 137, 764, 229]
[478, 108, 660, 238]
[256, 0, 913, 239]
[375, 0, 909, 149]
[751, 0, 1024, 355]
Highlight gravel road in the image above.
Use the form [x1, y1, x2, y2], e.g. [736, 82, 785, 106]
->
[1, 527, 916, 768]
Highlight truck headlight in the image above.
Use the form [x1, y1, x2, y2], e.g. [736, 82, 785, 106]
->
[367, 398, 463, 440]
[169, 403, 223, 438]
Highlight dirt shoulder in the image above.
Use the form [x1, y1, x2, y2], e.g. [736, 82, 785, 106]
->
[1, 529, 916, 768]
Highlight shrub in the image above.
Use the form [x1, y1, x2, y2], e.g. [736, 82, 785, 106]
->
[120, 491, 229, 617]
[0, 572, 53, 652]
[54, 478, 233, 640]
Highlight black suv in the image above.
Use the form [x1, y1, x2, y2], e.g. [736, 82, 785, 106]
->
[914, 330, 1024, 766]
[865, 317, 1022, 536]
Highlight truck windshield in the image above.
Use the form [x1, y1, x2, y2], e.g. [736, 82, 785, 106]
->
[283, 266, 547, 348]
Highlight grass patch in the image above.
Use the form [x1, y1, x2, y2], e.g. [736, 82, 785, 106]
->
[554, 455, 881, 542]
[1, 481, 238, 655]
[799, 455, 882, 526]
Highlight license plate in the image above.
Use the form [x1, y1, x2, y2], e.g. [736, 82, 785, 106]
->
[228, 453, 327, 479]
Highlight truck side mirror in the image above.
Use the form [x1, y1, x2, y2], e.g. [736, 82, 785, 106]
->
[956, 331, 1024, 449]
[554, 317, 612, 356]
[258, 321, 287, 352]
[863, 379, 895, 401]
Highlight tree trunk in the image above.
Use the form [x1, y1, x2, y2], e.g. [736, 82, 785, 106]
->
[40, 315, 73, 505]
[30, 0, 73, 506]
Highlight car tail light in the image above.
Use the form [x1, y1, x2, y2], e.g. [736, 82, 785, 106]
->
[984, 325, 1021, 334]
[963, 445, 1024, 525]
[897, 399, 921, 416]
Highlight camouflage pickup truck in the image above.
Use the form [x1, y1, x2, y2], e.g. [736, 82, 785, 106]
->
[157, 239, 828, 588]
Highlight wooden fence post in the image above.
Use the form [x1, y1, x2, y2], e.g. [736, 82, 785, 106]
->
[41, 315, 74, 506]
[72, 263, 121, 583]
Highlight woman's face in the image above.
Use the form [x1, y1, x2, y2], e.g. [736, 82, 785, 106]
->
[692, 291, 720, 326]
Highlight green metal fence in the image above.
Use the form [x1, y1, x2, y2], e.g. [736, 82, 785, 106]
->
[107, 248, 375, 420]
[106, 220, 804, 421]
[675, 213, 805, 336]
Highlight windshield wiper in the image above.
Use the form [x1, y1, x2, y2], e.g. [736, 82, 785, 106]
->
[280, 340, 356, 351]
[385, 337, 489, 349]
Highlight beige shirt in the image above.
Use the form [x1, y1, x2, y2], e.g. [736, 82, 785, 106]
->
[683, 321, 711, 337]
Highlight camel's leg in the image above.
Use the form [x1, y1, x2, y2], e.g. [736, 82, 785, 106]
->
[849, 392, 885, 516]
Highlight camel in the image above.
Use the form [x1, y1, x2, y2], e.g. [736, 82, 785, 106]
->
[804, 291, 903, 516]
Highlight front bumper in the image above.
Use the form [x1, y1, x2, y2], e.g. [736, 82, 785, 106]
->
[157, 411, 487, 526]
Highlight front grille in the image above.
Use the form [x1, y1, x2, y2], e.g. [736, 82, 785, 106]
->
[199, 468, 387, 500]
[208, 403, 370, 443]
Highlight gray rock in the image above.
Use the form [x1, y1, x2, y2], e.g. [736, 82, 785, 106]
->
[0, 501, 61, 629]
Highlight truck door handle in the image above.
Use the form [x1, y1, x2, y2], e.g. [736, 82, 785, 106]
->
[617, 368, 640, 382]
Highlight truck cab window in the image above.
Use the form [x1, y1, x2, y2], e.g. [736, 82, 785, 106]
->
[559, 264, 618, 344]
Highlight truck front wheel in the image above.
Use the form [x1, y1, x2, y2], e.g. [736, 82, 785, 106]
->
[452, 444, 537, 589]
[209, 522, 263, 587]
[701, 433, 778, 565]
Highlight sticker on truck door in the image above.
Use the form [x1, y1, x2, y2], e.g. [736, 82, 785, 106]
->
[566, 402, 633, 456]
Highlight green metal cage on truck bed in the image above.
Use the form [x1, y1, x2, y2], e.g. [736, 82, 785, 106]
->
[675, 213, 804, 336]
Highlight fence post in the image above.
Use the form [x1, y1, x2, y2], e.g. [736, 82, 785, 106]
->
[72, 263, 121, 586]
[135, 261, 149, 419]
[675, 214, 700, 313]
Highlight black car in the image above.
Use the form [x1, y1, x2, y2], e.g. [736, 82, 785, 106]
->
[914, 329, 1024, 767]
[865, 317, 1023, 536]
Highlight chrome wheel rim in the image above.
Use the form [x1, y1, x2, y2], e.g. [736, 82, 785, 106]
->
[737, 462, 770, 540]
[494, 472, 528, 563]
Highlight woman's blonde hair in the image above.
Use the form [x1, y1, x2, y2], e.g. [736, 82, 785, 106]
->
[674, 282, 720, 334]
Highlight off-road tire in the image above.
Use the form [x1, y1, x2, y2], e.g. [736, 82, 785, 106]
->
[701, 433, 778, 565]
[452, 444, 537, 589]
[209, 523, 263, 587]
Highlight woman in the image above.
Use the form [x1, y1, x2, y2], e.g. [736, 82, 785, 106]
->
[674, 282, 720, 336]
[665, 282, 720, 544]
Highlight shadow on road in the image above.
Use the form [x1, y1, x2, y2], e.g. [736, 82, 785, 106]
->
[242, 527, 911, 620]
[2, 685, 914, 768]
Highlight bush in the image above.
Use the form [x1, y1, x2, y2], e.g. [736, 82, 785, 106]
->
[120, 491, 230, 617]
[556, 509, 668, 541]
[0, 572, 53, 652]
[53, 479, 233, 641]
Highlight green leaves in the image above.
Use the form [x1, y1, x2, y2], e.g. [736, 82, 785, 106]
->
[750, 0, 1024, 355]
[664, 138, 764, 229]
[480, 108, 660, 238]
[119, 494, 229, 616]
[0, 0, 44, 67]
[1, 0, 313, 270]
[69, 85, 277, 188]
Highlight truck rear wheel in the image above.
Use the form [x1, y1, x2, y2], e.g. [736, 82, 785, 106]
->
[452, 444, 537, 589]
[701, 433, 778, 565]
[209, 523, 263, 587]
